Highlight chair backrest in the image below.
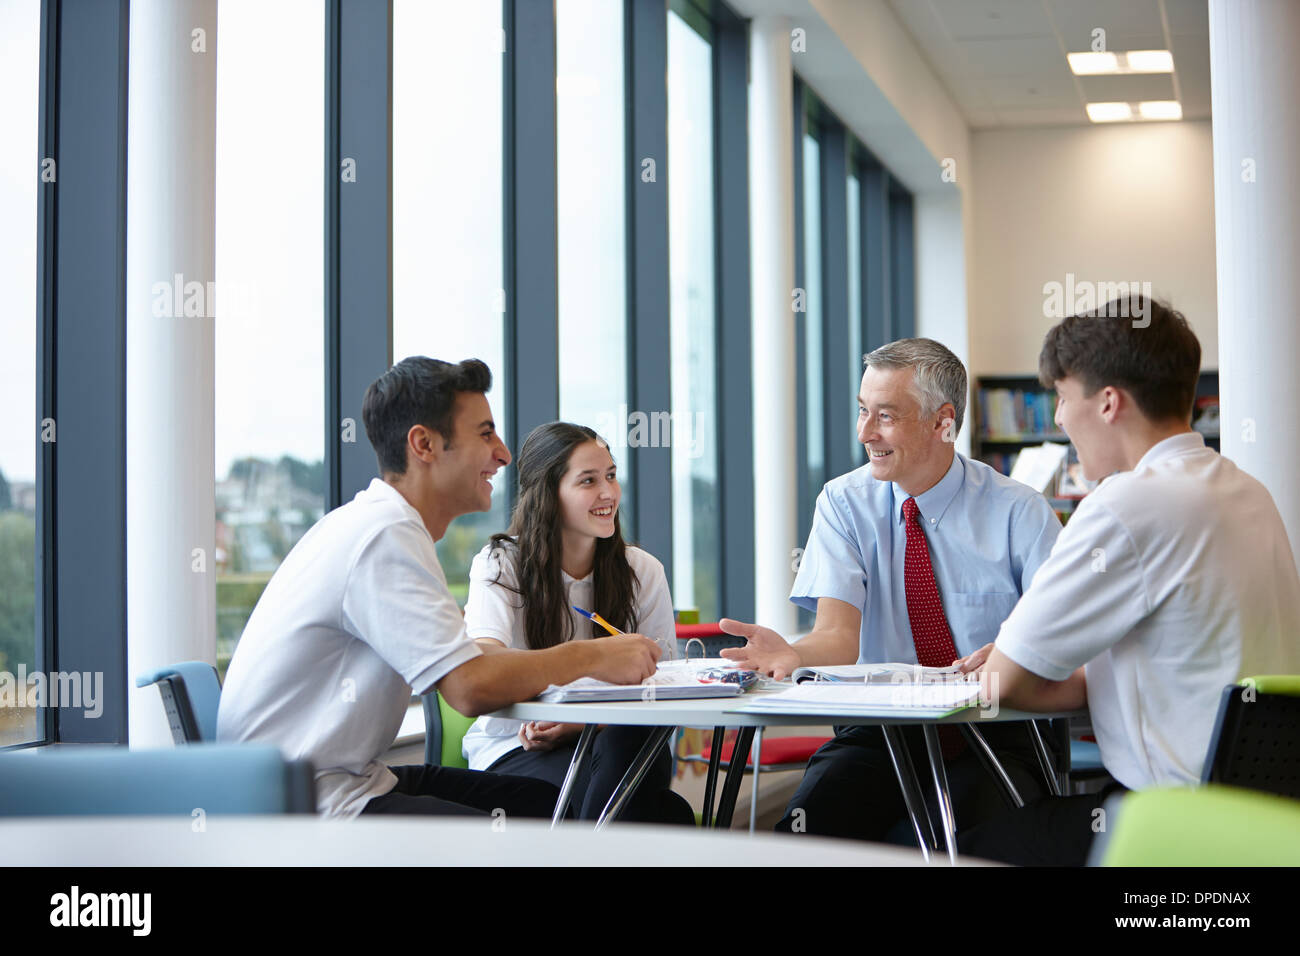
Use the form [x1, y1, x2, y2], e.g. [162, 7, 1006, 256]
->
[135, 661, 222, 744]
[422, 692, 475, 769]
[1201, 676, 1300, 799]
[1094, 785, 1300, 866]
[0, 744, 316, 816]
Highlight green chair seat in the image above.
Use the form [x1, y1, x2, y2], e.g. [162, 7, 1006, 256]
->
[1098, 785, 1300, 866]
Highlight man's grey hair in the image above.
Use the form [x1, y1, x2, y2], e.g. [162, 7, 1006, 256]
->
[862, 338, 967, 434]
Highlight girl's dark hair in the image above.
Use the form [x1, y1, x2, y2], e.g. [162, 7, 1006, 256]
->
[489, 422, 637, 650]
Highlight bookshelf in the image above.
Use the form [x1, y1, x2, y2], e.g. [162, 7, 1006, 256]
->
[972, 372, 1220, 522]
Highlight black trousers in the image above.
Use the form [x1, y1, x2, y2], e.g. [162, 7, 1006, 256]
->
[360, 764, 560, 818]
[489, 725, 696, 825]
[958, 783, 1128, 866]
[776, 723, 1046, 844]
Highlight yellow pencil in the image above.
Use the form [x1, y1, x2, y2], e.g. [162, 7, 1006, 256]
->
[572, 605, 621, 636]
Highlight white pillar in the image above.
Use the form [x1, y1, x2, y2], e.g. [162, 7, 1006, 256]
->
[126, 0, 219, 747]
[749, 17, 799, 636]
[914, 191, 971, 456]
[1209, 0, 1300, 569]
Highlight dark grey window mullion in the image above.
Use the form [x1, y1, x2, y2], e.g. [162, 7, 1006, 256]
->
[504, 0, 558, 464]
[325, 0, 394, 509]
[625, 0, 672, 583]
[711, 7, 752, 621]
[819, 122, 850, 483]
[37, 0, 130, 743]
[860, 160, 889, 352]
[889, 185, 915, 339]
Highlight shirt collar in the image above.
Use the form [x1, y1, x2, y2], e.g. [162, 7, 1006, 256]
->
[1134, 431, 1206, 470]
[891, 453, 965, 529]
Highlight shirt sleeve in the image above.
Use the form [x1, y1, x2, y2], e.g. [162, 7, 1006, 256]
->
[790, 487, 868, 614]
[464, 547, 524, 648]
[340, 519, 482, 695]
[1011, 493, 1064, 593]
[995, 495, 1151, 680]
[631, 551, 678, 660]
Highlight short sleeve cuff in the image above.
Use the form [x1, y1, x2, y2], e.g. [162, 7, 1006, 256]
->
[407, 641, 483, 697]
[995, 630, 1076, 682]
[789, 584, 866, 615]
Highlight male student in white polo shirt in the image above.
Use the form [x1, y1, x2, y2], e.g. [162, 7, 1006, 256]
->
[957, 297, 1300, 865]
[217, 357, 663, 818]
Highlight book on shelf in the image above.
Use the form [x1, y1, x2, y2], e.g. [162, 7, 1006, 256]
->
[978, 386, 1058, 440]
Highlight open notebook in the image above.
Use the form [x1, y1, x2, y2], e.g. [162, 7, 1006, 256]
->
[536, 658, 748, 703]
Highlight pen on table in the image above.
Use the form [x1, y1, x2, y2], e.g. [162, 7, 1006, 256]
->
[572, 605, 622, 636]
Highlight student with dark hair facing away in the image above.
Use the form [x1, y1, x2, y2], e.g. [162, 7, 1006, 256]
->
[461, 422, 695, 824]
[957, 297, 1300, 865]
[217, 358, 663, 818]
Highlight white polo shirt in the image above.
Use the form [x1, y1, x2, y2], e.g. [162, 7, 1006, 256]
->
[460, 543, 676, 771]
[995, 432, 1300, 789]
[216, 478, 482, 818]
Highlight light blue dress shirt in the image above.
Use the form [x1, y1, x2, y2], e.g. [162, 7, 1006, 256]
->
[791, 452, 1062, 664]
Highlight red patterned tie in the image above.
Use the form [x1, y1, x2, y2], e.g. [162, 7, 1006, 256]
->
[902, 496, 964, 757]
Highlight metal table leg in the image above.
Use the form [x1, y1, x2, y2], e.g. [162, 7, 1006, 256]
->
[961, 724, 1025, 809]
[1027, 720, 1064, 797]
[713, 727, 756, 830]
[700, 727, 725, 829]
[922, 725, 959, 865]
[594, 726, 675, 830]
[881, 725, 935, 862]
[748, 728, 764, 834]
[550, 723, 598, 828]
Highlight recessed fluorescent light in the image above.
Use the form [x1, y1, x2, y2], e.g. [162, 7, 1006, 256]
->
[1086, 102, 1133, 122]
[1068, 52, 1120, 74]
[1125, 50, 1174, 72]
[1138, 100, 1182, 120]
[1068, 49, 1175, 75]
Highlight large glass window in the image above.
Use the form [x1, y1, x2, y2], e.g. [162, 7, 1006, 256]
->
[666, 5, 720, 621]
[801, 126, 825, 503]
[847, 168, 864, 467]
[0, 0, 40, 747]
[393, 0, 506, 603]
[555, 0, 631, 535]
[214, 0, 326, 676]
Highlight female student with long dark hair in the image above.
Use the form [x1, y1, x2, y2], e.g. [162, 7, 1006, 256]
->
[460, 421, 695, 824]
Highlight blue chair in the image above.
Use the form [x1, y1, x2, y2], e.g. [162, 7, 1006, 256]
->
[136, 661, 222, 743]
[0, 744, 316, 816]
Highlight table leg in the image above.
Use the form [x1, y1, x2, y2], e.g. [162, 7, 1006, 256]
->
[550, 723, 597, 828]
[1026, 720, 1064, 797]
[700, 727, 725, 829]
[922, 725, 959, 865]
[961, 724, 1025, 809]
[748, 727, 764, 834]
[714, 727, 756, 830]
[593, 726, 675, 831]
[881, 725, 935, 862]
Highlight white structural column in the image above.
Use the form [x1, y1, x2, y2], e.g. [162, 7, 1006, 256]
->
[126, 0, 219, 746]
[1209, 0, 1300, 569]
[748, 17, 799, 635]
[914, 190, 971, 457]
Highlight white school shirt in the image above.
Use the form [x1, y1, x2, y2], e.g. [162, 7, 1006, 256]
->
[995, 433, 1300, 789]
[460, 543, 677, 771]
[216, 478, 482, 818]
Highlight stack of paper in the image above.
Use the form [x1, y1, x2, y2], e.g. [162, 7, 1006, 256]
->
[792, 663, 974, 685]
[732, 682, 982, 719]
[537, 658, 745, 703]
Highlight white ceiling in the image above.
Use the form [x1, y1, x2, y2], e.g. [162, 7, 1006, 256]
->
[885, 0, 1211, 128]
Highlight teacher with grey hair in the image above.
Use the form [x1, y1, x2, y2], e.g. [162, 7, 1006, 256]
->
[721, 338, 1062, 843]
